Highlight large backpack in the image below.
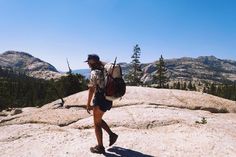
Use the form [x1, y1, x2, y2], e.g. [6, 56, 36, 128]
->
[104, 57, 126, 101]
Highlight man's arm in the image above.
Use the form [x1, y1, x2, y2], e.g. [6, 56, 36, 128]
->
[87, 86, 95, 114]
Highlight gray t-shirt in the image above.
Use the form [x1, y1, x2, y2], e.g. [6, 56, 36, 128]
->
[88, 69, 105, 92]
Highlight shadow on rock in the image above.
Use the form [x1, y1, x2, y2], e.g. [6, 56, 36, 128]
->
[104, 146, 154, 157]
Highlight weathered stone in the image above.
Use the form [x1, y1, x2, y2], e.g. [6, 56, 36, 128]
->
[0, 86, 236, 157]
[10, 108, 23, 116]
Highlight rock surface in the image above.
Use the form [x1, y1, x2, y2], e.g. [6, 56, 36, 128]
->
[44, 86, 236, 113]
[0, 86, 236, 157]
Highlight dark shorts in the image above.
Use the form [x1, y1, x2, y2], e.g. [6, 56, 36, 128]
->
[93, 92, 112, 112]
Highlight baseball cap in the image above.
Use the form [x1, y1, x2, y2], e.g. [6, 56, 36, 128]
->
[84, 54, 100, 62]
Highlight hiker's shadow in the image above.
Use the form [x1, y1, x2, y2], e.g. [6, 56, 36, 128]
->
[104, 146, 154, 157]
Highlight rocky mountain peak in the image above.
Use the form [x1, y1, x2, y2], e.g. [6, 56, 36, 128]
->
[2, 50, 34, 58]
[139, 56, 236, 84]
[198, 55, 218, 59]
[0, 51, 63, 79]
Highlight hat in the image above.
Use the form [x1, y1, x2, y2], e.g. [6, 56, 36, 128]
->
[84, 54, 100, 62]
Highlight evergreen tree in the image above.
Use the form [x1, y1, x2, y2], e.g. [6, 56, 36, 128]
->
[125, 44, 143, 86]
[192, 83, 197, 91]
[176, 82, 181, 89]
[198, 82, 201, 86]
[173, 82, 177, 89]
[223, 84, 231, 99]
[210, 83, 216, 95]
[233, 82, 236, 101]
[187, 81, 193, 90]
[166, 83, 169, 89]
[153, 55, 168, 88]
[182, 82, 187, 90]
[216, 86, 222, 97]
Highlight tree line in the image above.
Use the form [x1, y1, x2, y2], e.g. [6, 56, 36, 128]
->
[0, 66, 88, 111]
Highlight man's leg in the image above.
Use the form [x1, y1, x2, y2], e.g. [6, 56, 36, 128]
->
[101, 119, 118, 146]
[93, 106, 104, 147]
[93, 106, 118, 148]
[101, 119, 112, 135]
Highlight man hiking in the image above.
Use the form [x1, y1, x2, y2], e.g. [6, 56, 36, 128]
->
[85, 54, 118, 154]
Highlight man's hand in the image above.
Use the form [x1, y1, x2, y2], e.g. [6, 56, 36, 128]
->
[87, 105, 93, 114]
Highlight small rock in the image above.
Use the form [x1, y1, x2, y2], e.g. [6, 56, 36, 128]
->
[0, 111, 8, 117]
[10, 108, 23, 116]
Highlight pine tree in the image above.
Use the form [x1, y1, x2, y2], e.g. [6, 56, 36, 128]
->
[233, 82, 236, 101]
[203, 87, 207, 93]
[187, 81, 193, 90]
[173, 82, 177, 89]
[166, 83, 169, 89]
[153, 55, 168, 88]
[216, 86, 222, 97]
[192, 83, 197, 91]
[176, 82, 181, 89]
[182, 82, 187, 90]
[210, 83, 216, 95]
[126, 44, 143, 86]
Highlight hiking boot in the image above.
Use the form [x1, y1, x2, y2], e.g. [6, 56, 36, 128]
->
[90, 145, 105, 154]
[109, 133, 118, 146]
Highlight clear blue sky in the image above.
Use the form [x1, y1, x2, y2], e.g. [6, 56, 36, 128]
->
[0, 0, 235, 71]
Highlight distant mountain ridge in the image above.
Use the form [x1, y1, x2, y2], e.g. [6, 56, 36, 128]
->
[139, 55, 236, 84]
[75, 55, 236, 84]
[168, 56, 236, 83]
[0, 51, 63, 79]
[1, 51, 235, 83]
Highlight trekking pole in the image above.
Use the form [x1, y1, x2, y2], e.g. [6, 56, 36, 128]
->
[111, 57, 117, 75]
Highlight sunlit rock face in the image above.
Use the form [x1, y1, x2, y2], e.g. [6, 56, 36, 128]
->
[0, 86, 236, 157]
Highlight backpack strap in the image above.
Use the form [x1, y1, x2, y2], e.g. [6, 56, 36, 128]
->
[95, 68, 105, 94]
